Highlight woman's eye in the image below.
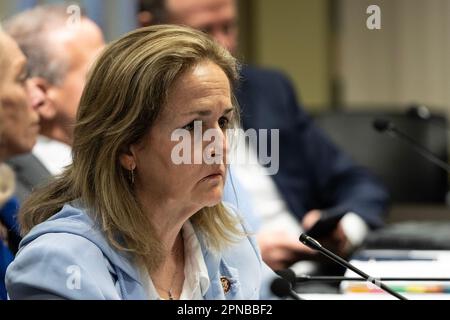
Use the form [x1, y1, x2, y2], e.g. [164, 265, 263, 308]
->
[182, 121, 195, 131]
[218, 116, 230, 129]
[16, 74, 27, 84]
[16, 70, 29, 85]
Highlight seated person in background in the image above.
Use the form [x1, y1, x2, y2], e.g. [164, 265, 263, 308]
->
[6, 25, 277, 300]
[138, 0, 390, 271]
[0, 28, 44, 300]
[4, 4, 105, 202]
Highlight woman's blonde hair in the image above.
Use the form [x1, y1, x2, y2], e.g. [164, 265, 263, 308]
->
[19, 25, 242, 271]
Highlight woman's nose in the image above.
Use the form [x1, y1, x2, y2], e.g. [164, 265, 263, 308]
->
[26, 80, 45, 111]
[204, 128, 228, 162]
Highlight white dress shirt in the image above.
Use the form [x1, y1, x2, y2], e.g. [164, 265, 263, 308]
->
[32, 135, 72, 176]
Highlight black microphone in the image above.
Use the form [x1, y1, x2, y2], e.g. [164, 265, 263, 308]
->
[270, 277, 303, 300]
[373, 118, 450, 173]
[275, 269, 297, 287]
[299, 233, 407, 300]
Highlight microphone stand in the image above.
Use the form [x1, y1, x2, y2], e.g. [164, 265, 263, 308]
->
[373, 118, 450, 172]
[389, 127, 450, 172]
[300, 233, 408, 300]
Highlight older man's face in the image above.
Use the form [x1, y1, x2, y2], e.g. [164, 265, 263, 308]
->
[43, 18, 105, 143]
[167, 0, 238, 54]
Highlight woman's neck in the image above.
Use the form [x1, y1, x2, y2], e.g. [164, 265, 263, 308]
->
[0, 163, 15, 207]
[136, 189, 198, 251]
[150, 231, 185, 300]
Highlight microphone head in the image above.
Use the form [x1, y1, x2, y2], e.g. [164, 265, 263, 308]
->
[270, 277, 293, 299]
[407, 104, 431, 120]
[299, 233, 322, 250]
[275, 269, 296, 287]
[373, 118, 394, 133]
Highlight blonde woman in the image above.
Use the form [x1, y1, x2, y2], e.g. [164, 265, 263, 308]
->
[0, 28, 43, 300]
[6, 25, 277, 300]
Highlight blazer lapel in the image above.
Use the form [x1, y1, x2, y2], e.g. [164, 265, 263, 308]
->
[195, 228, 244, 300]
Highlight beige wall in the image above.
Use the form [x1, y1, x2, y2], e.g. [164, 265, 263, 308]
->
[339, 0, 450, 114]
[2, 0, 332, 111]
[0, 0, 136, 42]
[245, 0, 331, 111]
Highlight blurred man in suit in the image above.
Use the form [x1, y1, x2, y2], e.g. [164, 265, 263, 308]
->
[139, 0, 389, 270]
[5, 5, 105, 202]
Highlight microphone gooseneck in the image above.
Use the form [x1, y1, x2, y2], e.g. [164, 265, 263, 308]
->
[372, 118, 450, 173]
[299, 233, 408, 300]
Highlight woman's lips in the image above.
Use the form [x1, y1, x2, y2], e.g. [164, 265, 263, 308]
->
[203, 173, 222, 180]
[201, 169, 225, 182]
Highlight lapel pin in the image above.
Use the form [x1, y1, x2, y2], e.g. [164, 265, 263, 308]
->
[220, 276, 231, 294]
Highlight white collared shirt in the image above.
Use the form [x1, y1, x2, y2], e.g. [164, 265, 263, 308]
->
[32, 135, 72, 176]
[142, 220, 210, 300]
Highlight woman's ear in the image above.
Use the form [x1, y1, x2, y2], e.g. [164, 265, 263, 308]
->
[119, 145, 137, 171]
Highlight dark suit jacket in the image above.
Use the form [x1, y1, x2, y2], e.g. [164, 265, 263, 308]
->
[6, 154, 52, 204]
[235, 65, 389, 228]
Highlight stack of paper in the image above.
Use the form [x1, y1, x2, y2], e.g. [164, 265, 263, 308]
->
[341, 250, 450, 296]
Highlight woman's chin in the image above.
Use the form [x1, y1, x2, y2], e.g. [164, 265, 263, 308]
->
[202, 190, 224, 208]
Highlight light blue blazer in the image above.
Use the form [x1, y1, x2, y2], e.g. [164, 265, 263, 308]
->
[6, 201, 278, 300]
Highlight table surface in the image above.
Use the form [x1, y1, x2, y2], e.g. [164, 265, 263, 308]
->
[387, 204, 450, 223]
[299, 293, 450, 300]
